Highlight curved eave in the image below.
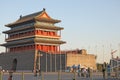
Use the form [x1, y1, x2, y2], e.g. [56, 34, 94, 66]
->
[5, 18, 61, 27]
[35, 18, 61, 23]
[35, 35, 60, 39]
[35, 38, 66, 44]
[35, 24, 64, 30]
[6, 35, 35, 42]
[5, 19, 35, 27]
[1, 38, 34, 47]
[3, 26, 34, 34]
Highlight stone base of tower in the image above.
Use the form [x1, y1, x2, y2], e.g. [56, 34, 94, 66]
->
[0, 50, 66, 72]
[0, 50, 35, 71]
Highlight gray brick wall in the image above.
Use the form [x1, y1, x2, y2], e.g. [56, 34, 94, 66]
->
[0, 50, 66, 72]
[0, 50, 35, 71]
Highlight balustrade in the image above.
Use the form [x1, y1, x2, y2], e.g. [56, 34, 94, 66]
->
[34, 44, 58, 53]
[9, 45, 35, 52]
[9, 44, 58, 53]
[6, 30, 35, 40]
[7, 30, 60, 40]
[35, 30, 59, 37]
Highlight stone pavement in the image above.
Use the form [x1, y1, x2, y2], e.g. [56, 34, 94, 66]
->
[1, 72, 120, 80]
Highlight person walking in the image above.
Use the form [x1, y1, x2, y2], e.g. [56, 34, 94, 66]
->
[87, 67, 90, 78]
[77, 64, 80, 77]
[72, 64, 76, 72]
[102, 64, 106, 79]
[107, 64, 111, 78]
[83, 68, 87, 78]
[8, 71, 13, 80]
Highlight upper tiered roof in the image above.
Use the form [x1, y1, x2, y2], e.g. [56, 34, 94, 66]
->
[5, 8, 61, 27]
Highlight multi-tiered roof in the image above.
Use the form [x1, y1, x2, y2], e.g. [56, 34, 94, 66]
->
[1, 8, 66, 53]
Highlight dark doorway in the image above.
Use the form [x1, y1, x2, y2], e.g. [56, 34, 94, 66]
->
[11, 58, 17, 72]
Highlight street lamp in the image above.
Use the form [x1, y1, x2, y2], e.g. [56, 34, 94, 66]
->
[34, 50, 43, 77]
[38, 50, 43, 76]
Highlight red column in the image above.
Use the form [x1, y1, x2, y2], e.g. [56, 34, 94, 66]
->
[48, 45, 50, 52]
[43, 45, 46, 52]
[53, 46, 55, 52]
[44, 45, 46, 52]
[41, 45, 43, 51]
[51, 46, 53, 52]
[50, 32, 52, 36]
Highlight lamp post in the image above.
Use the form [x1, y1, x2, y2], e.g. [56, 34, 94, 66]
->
[55, 51, 56, 72]
[46, 52, 47, 72]
[59, 46, 61, 71]
[118, 43, 120, 58]
[50, 52, 52, 72]
[102, 45, 104, 63]
[38, 51, 41, 76]
[38, 50, 43, 76]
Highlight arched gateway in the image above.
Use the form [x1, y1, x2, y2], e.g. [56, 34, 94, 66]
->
[0, 8, 66, 72]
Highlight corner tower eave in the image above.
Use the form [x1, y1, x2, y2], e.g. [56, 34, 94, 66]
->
[35, 18, 61, 23]
[35, 38, 66, 45]
[5, 10, 43, 27]
[1, 37, 66, 47]
[5, 19, 35, 28]
[35, 24, 64, 30]
[35, 9, 61, 23]
[0, 38, 35, 47]
[3, 26, 34, 34]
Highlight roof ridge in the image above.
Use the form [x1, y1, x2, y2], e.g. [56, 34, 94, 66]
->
[19, 11, 43, 20]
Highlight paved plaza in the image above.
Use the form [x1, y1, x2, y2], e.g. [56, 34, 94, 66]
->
[1, 72, 120, 80]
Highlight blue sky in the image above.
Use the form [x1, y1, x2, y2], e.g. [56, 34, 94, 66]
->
[0, 0, 120, 63]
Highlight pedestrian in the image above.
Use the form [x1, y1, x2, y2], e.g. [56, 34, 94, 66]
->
[8, 76, 12, 80]
[38, 69, 41, 76]
[8, 71, 13, 80]
[72, 64, 76, 72]
[87, 67, 90, 78]
[107, 64, 111, 78]
[102, 65, 106, 79]
[77, 64, 80, 77]
[81, 68, 84, 77]
[83, 68, 87, 78]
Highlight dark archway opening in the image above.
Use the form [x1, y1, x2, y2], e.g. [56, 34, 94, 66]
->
[11, 58, 17, 72]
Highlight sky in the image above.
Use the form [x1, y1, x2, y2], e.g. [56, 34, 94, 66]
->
[0, 0, 120, 63]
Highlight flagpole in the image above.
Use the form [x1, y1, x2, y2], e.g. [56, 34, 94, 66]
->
[50, 51, 52, 72]
[55, 50, 56, 72]
[110, 44, 113, 72]
[59, 45, 61, 71]
[118, 43, 120, 58]
[102, 45, 104, 63]
[65, 51, 67, 70]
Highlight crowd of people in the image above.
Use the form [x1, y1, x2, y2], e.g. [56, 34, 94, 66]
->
[71, 64, 92, 78]
[70, 63, 119, 79]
